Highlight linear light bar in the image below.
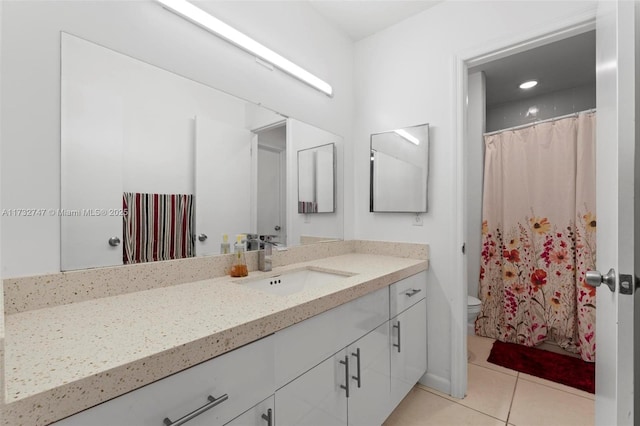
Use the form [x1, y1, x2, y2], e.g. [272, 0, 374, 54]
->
[394, 129, 420, 145]
[156, 0, 333, 97]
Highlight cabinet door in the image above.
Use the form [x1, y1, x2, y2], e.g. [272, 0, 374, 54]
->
[347, 323, 390, 426]
[224, 396, 274, 426]
[390, 299, 427, 409]
[275, 350, 348, 426]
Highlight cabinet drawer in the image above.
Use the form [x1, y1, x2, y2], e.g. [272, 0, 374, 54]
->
[389, 271, 426, 318]
[274, 286, 388, 388]
[56, 336, 275, 426]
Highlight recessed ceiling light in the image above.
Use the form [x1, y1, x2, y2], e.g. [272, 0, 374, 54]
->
[519, 80, 538, 89]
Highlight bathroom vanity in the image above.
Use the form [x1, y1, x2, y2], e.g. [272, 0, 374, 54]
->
[1, 241, 428, 426]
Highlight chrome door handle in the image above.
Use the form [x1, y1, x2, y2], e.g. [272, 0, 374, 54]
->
[274, 225, 281, 231]
[261, 408, 273, 426]
[108, 237, 121, 247]
[586, 268, 616, 293]
[351, 348, 361, 388]
[339, 355, 350, 398]
[393, 321, 401, 353]
[163, 394, 228, 426]
[198, 233, 208, 242]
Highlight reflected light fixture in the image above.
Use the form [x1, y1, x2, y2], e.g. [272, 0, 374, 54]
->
[394, 129, 420, 145]
[156, 0, 333, 97]
[519, 80, 538, 89]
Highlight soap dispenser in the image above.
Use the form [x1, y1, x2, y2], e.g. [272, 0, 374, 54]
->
[230, 235, 248, 277]
[220, 234, 230, 254]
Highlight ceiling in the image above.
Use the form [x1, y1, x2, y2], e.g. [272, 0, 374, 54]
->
[470, 30, 596, 107]
[307, 0, 443, 41]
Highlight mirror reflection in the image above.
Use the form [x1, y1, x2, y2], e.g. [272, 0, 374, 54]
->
[370, 123, 429, 213]
[60, 33, 342, 271]
[298, 143, 335, 213]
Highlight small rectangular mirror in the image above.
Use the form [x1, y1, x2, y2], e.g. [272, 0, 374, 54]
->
[298, 143, 336, 213]
[370, 123, 429, 213]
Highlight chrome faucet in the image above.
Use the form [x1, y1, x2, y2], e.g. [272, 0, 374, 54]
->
[258, 240, 277, 272]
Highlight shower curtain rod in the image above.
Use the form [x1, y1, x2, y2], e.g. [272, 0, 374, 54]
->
[483, 108, 596, 137]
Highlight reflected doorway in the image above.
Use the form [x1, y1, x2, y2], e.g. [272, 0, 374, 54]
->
[255, 123, 287, 245]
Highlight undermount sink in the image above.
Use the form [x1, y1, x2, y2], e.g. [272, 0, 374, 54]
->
[237, 267, 354, 296]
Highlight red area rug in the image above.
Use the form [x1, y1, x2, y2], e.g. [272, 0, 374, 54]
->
[487, 340, 595, 393]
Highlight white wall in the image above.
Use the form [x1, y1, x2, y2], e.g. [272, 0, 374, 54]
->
[487, 83, 596, 132]
[354, 0, 597, 394]
[1, 1, 353, 277]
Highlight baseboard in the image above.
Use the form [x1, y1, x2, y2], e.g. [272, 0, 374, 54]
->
[418, 372, 451, 395]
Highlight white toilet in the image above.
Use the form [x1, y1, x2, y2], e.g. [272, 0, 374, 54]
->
[467, 295, 482, 335]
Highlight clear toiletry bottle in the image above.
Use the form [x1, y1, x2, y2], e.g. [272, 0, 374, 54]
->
[220, 234, 230, 254]
[230, 235, 248, 277]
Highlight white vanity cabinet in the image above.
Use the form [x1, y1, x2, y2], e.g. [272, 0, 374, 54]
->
[274, 322, 389, 426]
[389, 272, 428, 410]
[53, 270, 428, 426]
[54, 336, 275, 426]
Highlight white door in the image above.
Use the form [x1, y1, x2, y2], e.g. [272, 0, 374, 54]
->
[593, 1, 637, 424]
[257, 145, 285, 243]
[275, 350, 348, 426]
[347, 323, 390, 426]
[195, 116, 252, 255]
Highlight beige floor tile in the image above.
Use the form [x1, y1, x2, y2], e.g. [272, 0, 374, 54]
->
[456, 363, 517, 421]
[383, 386, 505, 426]
[509, 378, 594, 426]
[518, 372, 595, 400]
[468, 334, 518, 376]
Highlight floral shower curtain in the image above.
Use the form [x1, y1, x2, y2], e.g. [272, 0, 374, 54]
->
[475, 112, 596, 362]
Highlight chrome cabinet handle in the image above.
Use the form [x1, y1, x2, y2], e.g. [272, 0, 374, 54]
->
[405, 288, 422, 297]
[163, 394, 228, 426]
[351, 348, 361, 388]
[393, 321, 401, 353]
[108, 237, 121, 247]
[261, 408, 273, 426]
[339, 355, 350, 398]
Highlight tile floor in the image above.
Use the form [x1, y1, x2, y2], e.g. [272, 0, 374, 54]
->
[383, 334, 594, 426]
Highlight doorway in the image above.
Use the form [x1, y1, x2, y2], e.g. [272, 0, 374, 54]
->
[254, 123, 287, 245]
[452, 14, 598, 401]
[466, 30, 596, 359]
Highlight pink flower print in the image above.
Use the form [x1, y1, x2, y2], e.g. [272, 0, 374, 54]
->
[550, 248, 569, 264]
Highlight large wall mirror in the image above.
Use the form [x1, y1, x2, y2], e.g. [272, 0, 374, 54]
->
[61, 33, 343, 271]
[370, 123, 429, 213]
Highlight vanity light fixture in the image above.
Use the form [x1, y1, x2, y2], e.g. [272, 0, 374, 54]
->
[156, 0, 333, 97]
[394, 129, 420, 145]
[519, 80, 538, 89]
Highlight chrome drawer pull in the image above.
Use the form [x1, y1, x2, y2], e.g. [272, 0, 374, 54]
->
[163, 394, 228, 426]
[405, 288, 422, 297]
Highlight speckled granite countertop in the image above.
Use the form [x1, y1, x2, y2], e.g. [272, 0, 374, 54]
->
[2, 251, 427, 425]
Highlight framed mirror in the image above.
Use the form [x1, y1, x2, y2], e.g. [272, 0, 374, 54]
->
[297, 143, 336, 213]
[370, 123, 429, 213]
